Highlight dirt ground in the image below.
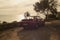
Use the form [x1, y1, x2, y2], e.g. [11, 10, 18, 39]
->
[0, 27, 23, 40]
[0, 20, 60, 40]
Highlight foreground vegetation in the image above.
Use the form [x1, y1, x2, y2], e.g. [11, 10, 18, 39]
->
[0, 21, 20, 31]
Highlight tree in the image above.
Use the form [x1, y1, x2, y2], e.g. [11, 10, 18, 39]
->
[0, 21, 1, 25]
[3, 21, 7, 24]
[33, 0, 57, 19]
[24, 12, 30, 19]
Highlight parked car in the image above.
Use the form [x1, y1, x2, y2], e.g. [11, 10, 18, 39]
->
[19, 16, 45, 30]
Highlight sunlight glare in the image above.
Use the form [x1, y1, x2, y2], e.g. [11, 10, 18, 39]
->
[17, 15, 25, 21]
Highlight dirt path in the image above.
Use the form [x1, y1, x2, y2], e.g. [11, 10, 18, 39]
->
[0, 26, 60, 40]
[0, 27, 23, 40]
[0, 20, 60, 40]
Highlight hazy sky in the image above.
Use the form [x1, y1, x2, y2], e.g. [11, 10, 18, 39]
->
[0, 0, 39, 22]
[0, 0, 39, 15]
[0, 0, 60, 15]
[0, 0, 60, 22]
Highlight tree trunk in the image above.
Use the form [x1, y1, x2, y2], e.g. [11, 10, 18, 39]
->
[46, 9, 49, 20]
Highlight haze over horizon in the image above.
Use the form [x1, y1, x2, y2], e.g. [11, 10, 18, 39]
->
[0, 0, 39, 22]
[0, 0, 60, 22]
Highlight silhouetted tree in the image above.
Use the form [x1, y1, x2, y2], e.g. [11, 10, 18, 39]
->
[12, 21, 18, 27]
[0, 21, 1, 25]
[3, 21, 7, 24]
[24, 12, 30, 19]
[33, 0, 57, 19]
[12, 21, 17, 23]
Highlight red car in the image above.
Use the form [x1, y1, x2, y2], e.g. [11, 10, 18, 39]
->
[19, 16, 45, 30]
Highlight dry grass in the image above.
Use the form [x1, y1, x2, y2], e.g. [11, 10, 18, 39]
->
[0, 27, 23, 40]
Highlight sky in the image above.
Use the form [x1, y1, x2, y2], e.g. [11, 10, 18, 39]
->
[0, 0, 39, 22]
[0, 0, 60, 15]
[0, 0, 39, 15]
[0, 0, 60, 22]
